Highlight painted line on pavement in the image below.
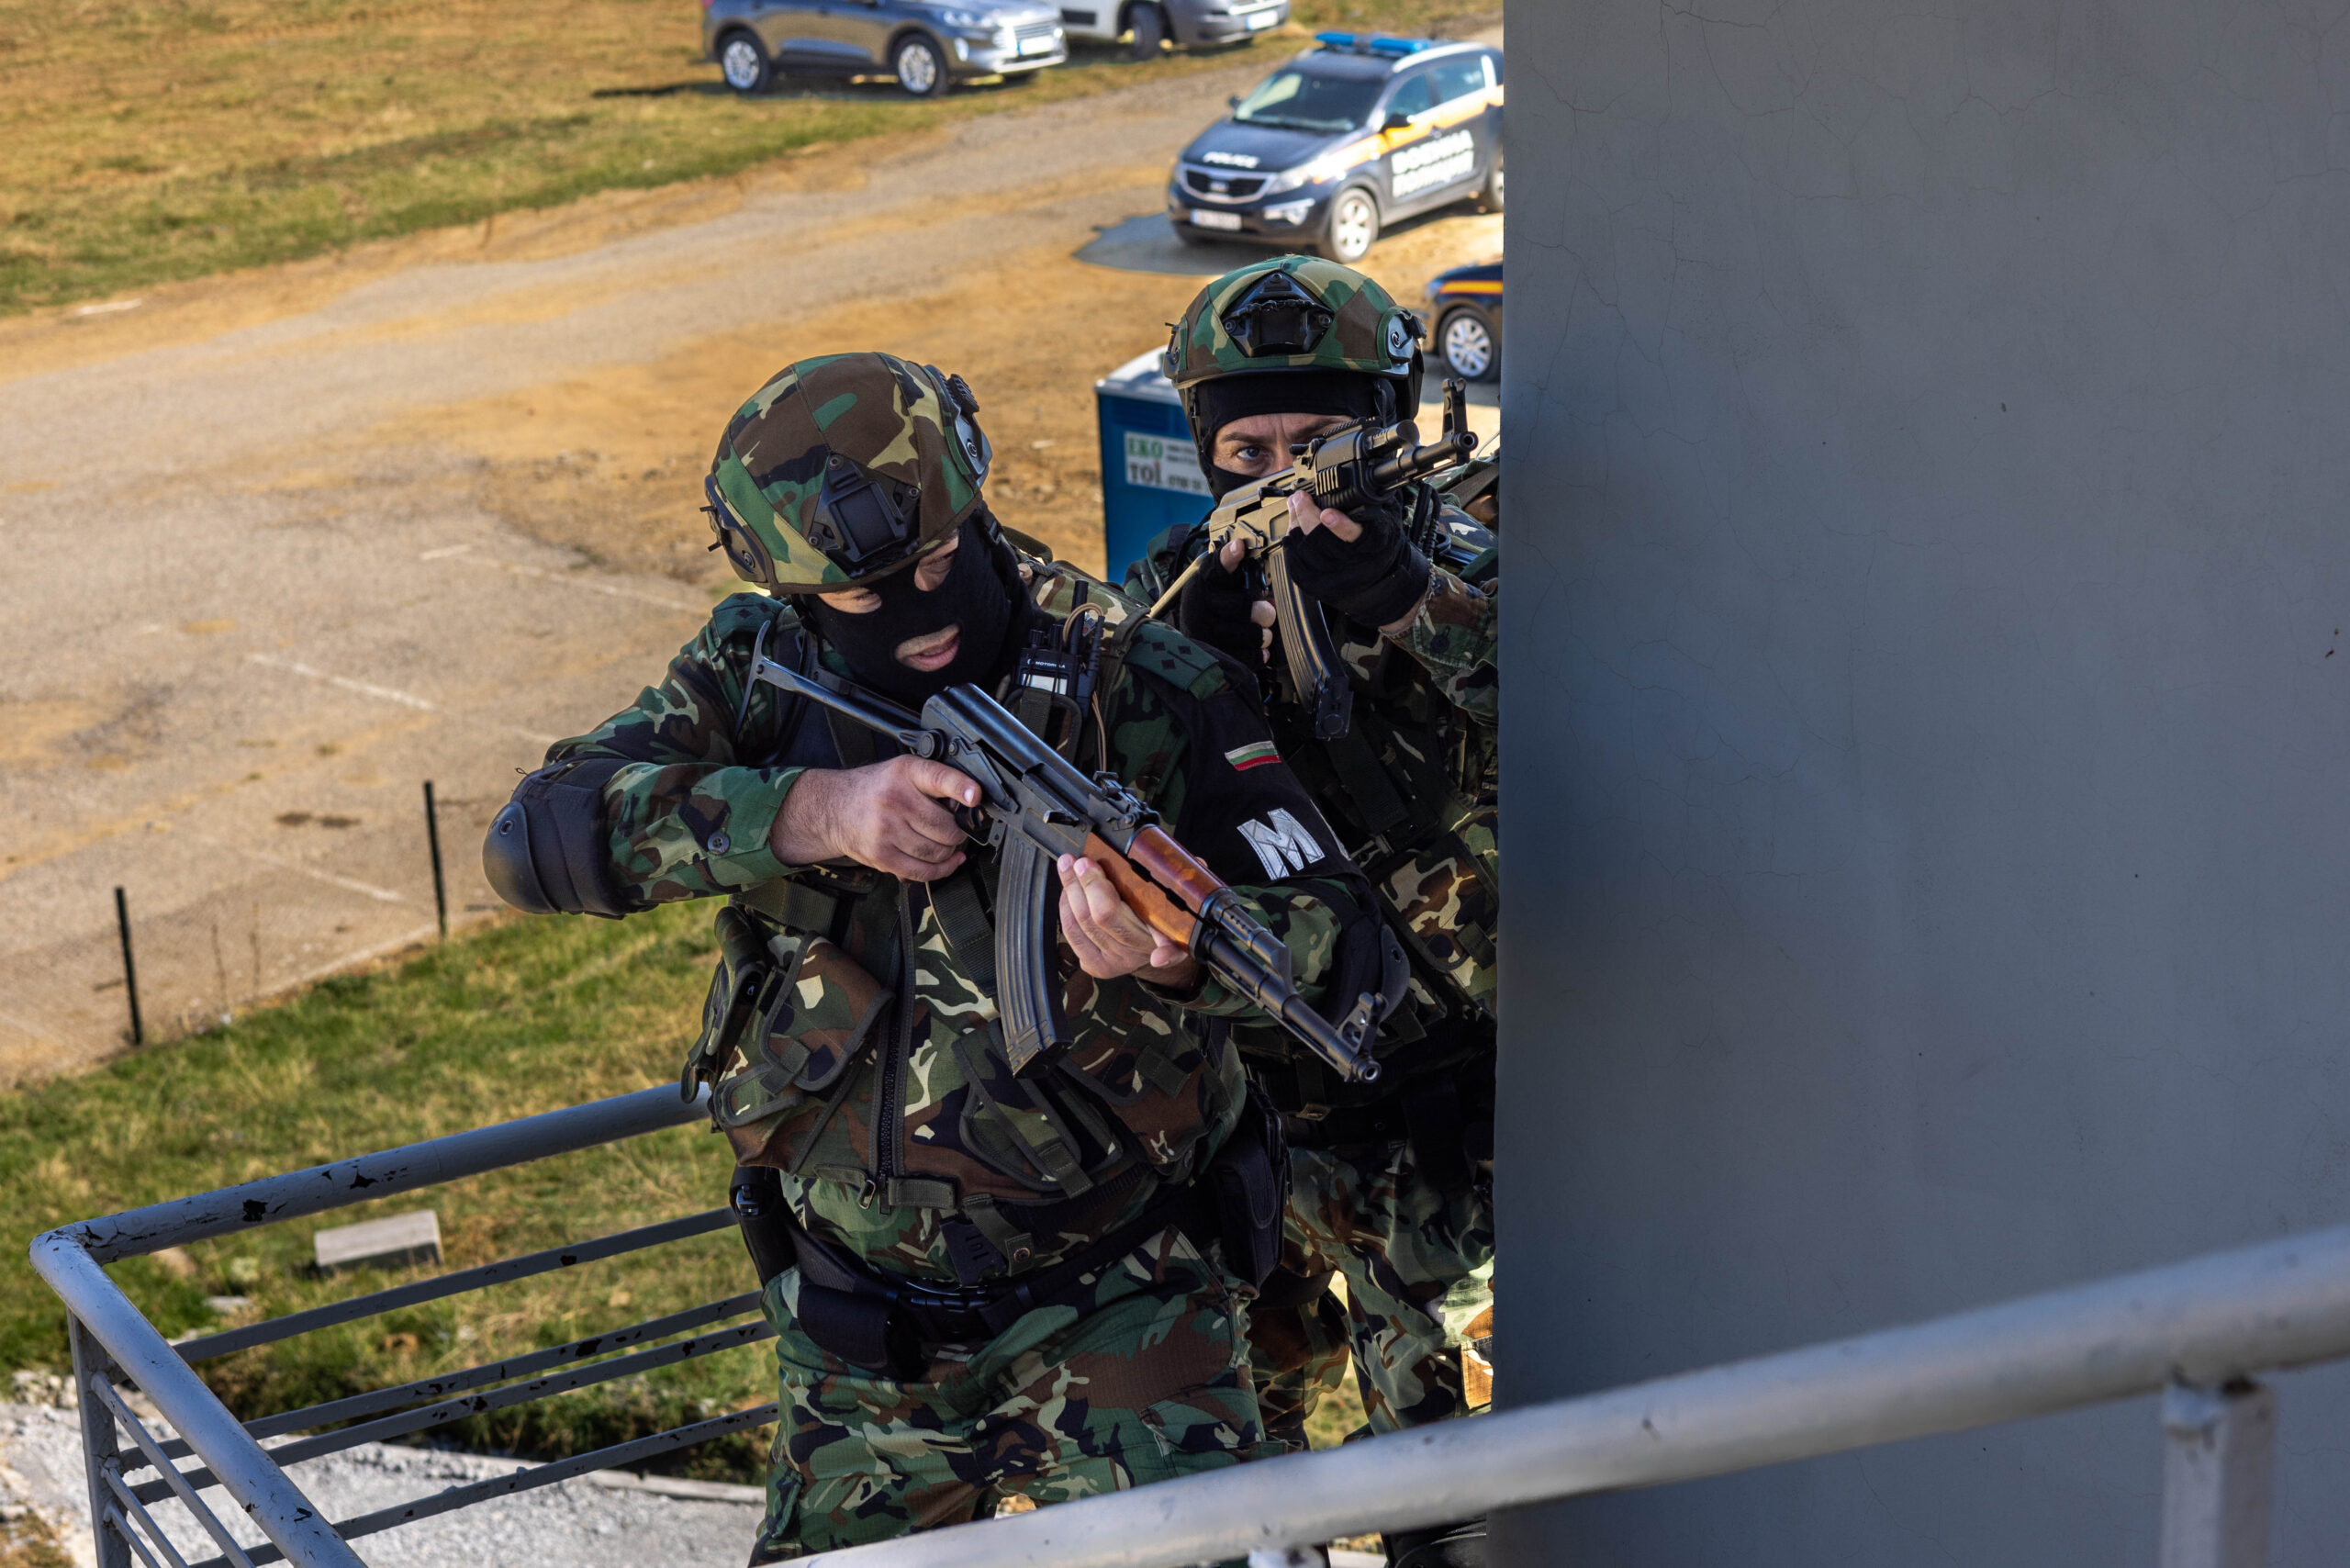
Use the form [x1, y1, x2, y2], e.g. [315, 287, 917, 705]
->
[244, 653, 559, 746]
[457, 554, 709, 614]
[181, 828, 408, 904]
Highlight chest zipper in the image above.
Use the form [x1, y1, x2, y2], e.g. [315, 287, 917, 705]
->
[870, 884, 915, 1204]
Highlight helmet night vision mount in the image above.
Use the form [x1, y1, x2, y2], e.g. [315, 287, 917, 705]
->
[1220, 270, 1337, 359]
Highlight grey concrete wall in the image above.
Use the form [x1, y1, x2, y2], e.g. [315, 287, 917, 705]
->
[1495, 1, 2350, 1562]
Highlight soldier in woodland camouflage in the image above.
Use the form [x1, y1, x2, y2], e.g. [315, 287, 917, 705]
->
[484, 353, 1384, 1562]
[1126, 258, 1500, 1568]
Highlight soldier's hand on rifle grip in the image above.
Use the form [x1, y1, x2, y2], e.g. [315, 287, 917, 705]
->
[1175, 536, 1277, 671]
[1285, 488, 1433, 635]
[1056, 854, 1196, 987]
[769, 756, 979, 883]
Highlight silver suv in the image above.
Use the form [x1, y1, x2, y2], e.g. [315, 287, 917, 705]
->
[705, 0, 1068, 97]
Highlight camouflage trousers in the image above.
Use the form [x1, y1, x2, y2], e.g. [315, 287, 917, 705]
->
[1250, 1138, 1494, 1447]
[750, 1226, 1279, 1565]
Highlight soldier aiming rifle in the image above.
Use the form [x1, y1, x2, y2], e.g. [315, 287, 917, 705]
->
[1127, 258, 1502, 1568]
[483, 352, 1390, 1562]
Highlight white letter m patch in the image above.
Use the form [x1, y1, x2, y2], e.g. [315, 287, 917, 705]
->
[1237, 808, 1323, 878]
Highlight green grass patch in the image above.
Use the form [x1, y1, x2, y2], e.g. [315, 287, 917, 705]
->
[0, 895, 1373, 1475]
[0, 887, 1386, 1482]
[0, 902, 780, 1478]
[0, 0, 1490, 317]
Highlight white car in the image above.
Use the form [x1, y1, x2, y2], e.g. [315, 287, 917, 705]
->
[1057, 0, 1289, 60]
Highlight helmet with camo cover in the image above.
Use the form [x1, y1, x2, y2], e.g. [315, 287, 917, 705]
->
[702, 352, 993, 593]
[1162, 255, 1425, 440]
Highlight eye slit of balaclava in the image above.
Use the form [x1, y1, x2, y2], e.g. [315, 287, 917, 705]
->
[1189, 369, 1389, 498]
[803, 517, 1015, 706]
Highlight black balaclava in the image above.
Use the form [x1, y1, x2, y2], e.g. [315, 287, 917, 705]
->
[1188, 368, 1388, 498]
[803, 516, 1017, 707]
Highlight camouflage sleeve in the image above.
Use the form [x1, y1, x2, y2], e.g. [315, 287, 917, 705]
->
[1385, 567, 1497, 725]
[542, 594, 808, 909]
[1108, 629, 1380, 1022]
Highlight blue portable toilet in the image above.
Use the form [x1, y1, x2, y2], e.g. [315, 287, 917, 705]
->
[1094, 349, 1210, 583]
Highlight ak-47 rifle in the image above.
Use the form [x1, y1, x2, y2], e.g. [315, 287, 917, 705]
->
[1147, 378, 1480, 739]
[746, 655, 1383, 1084]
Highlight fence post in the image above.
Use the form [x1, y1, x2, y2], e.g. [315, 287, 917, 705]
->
[112, 887, 143, 1047]
[423, 780, 448, 939]
[70, 1316, 137, 1568]
[2158, 1378, 2276, 1568]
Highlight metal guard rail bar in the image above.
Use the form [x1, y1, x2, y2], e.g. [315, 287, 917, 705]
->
[29, 1085, 760, 1568]
[773, 1219, 2350, 1568]
[32, 1084, 2350, 1567]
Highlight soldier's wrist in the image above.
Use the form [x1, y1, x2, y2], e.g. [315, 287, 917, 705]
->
[767, 767, 841, 866]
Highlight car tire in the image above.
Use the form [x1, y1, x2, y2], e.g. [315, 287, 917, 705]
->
[1475, 146, 1505, 213]
[1315, 186, 1380, 263]
[1438, 307, 1498, 382]
[893, 33, 949, 96]
[1129, 3, 1167, 60]
[717, 30, 773, 96]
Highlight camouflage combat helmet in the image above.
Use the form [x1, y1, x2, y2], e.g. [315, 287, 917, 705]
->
[1163, 255, 1425, 425]
[703, 352, 993, 592]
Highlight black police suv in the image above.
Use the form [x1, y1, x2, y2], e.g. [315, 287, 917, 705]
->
[1426, 260, 1501, 381]
[1166, 32, 1503, 264]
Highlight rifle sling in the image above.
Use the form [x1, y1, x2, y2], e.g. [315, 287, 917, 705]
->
[1320, 713, 1415, 844]
[929, 866, 998, 1006]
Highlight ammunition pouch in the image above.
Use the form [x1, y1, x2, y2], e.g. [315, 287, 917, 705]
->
[767, 1100, 1287, 1380]
[481, 757, 631, 919]
[1203, 1082, 1288, 1289]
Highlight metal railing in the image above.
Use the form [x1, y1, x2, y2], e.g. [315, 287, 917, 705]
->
[29, 1085, 776, 1568]
[34, 1088, 2350, 1568]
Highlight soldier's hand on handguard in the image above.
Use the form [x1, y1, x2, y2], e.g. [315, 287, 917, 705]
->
[1285, 488, 1433, 636]
[1056, 854, 1200, 988]
[1176, 537, 1278, 669]
[768, 756, 979, 882]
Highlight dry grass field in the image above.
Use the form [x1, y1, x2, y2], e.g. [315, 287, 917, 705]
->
[0, 0, 1494, 315]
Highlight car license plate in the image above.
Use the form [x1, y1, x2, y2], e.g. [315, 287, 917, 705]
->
[1190, 209, 1243, 231]
[1246, 8, 1278, 28]
[1019, 34, 1057, 54]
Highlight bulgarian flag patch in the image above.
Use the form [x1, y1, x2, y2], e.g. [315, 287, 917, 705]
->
[1225, 741, 1281, 772]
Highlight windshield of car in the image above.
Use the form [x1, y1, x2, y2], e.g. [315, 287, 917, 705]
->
[1232, 69, 1383, 133]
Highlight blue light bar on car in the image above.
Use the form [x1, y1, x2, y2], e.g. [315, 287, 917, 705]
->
[1314, 31, 1435, 56]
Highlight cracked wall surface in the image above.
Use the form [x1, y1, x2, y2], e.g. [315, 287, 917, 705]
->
[1496, 0, 2350, 1562]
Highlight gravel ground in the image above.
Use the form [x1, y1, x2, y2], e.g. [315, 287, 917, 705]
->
[0, 1400, 764, 1568]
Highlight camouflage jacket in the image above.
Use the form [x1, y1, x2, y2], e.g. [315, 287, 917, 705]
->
[1124, 482, 1499, 1113]
[541, 560, 1378, 1283]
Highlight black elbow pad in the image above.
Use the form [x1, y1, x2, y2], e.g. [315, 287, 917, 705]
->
[483, 757, 632, 918]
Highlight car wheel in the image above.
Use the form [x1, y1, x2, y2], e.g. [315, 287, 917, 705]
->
[1438, 308, 1498, 382]
[893, 34, 948, 96]
[717, 31, 772, 95]
[1129, 3, 1167, 59]
[1316, 187, 1379, 263]
[1476, 147, 1505, 213]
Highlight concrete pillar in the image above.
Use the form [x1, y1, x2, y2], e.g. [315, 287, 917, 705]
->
[1497, 0, 2350, 1562]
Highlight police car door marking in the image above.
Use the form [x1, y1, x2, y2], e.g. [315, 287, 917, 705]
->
[1392, 129, 1478, 198]
[1237, 808, 1323, 877]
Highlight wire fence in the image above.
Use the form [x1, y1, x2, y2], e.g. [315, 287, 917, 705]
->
[0, 778, 508, 1072]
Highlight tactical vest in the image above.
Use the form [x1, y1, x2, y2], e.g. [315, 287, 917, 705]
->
[682, 565, 1248, 1282]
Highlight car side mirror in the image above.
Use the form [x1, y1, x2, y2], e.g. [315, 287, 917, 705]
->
[1382, 112, 1414, 132]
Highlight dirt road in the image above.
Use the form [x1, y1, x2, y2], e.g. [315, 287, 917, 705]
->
[0, 45, 1502, 1081]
